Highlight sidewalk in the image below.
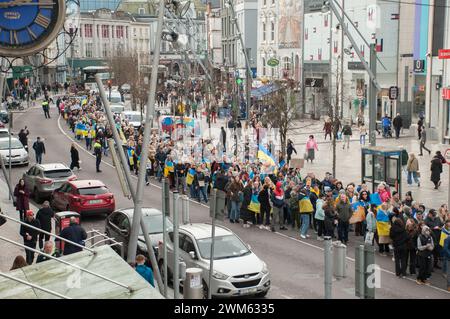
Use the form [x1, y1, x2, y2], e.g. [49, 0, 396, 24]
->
[0, 178, 41, 272]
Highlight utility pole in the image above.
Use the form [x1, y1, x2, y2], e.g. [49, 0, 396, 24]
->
[340, 0, 344, 120]
[127, 0, 165, 264]
[425, 0, 435, 129]
[369, 44, 377, 146]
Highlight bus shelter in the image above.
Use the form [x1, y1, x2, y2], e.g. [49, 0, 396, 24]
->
[361, 146, 407, 197]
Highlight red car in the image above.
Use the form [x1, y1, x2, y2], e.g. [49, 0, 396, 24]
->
[51, 180, 115, 216]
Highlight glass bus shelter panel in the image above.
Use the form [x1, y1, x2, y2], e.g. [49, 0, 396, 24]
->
[373, 155, 385, 182]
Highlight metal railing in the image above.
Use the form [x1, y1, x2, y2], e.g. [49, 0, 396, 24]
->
[0, 271, 71, 299]
[86, 229, 124, 259]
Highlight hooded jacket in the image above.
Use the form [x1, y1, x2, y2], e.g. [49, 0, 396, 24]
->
[271, 182, 284, 208]
[389, 219, 408, 249]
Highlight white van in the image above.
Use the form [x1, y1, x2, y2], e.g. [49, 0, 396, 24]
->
[122, 111, 144, 129]
[109, 91, 124, 105]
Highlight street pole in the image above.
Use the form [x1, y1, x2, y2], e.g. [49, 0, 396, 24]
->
[127, 0, 165, 264]
[324, 236, 333, 299]
[95, 74, 164, 294]
[173, 191, 180, 299]
[208, 189, 217, 299]
[340, 0, 344, 121]
[162, 178, 169, 298]
[425, 0, 435, 129]
[369, 44, 377, 146]
[8, 111, 12, 200]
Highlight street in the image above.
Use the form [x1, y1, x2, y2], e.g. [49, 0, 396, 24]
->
[2, 102, 448, 299]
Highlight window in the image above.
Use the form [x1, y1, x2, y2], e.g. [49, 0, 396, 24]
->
[84, 24, 93, 38]
[78, 186, 109, 195]
[271, 22, 275, 41]
[116, 25, 124, 38]
[102, 43, 109, 57]
[101, 25, 109, 38]
[138, 7, 145, 15]
[262, 23, 266, 41]
[262, 58, 266, 76]
[85, 42, 93, 57]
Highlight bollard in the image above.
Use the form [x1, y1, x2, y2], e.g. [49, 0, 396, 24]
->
[333, 241, 347, 279]
[184, 268, 203, 299]
[181, 195, 190, 224]
[324, 236, 333, 299]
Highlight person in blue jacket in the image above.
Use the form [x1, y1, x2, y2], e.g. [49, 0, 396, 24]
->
[135, 254, 155, 287]
[381, 114, 392, 138]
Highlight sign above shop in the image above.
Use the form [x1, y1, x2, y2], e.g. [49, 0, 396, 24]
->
[438, 49, 450, 59]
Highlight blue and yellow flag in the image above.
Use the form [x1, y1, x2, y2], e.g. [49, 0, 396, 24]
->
[440, 227, 450, 247]
[257, 144, 276, 167]
[186, 168, 196, 186]
[248, 194, 260, 214]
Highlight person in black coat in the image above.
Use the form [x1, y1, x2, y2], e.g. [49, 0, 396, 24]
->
[258, 184, 272, 228]
[393, 113, 403, 139]
[389, 217, 409, 277]
[241, 181, 254, 227]
[430, 156, 443, 189]
[286, 139, 297, 164]
[70, 143, 80, 170]
[35, 201, 55, 249]
[18, 126, 30, 150]
[20, 210, 41, 265]
[59, 217, 87, 255]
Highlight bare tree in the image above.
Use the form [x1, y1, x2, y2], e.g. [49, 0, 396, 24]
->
[261, 79, 299, 158]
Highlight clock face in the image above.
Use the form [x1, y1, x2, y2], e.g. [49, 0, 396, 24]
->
[0, 0, 66, 57]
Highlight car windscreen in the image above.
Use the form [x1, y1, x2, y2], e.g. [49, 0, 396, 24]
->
[0, 139, 23, 150]
[110, 96, 122, 103]
[196, 235, 250, 260]
[77, 186, 109, 195]
[127, 114, 142, 122]
[139, 214, 173, 235]
[44, 169, 72, 179]
[111, 106, 124, 113]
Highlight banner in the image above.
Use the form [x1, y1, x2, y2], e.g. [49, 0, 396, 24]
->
[279, 0, 303, 49]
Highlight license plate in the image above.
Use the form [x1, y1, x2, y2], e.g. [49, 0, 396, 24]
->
[89, 200, 102, 204]
[240, 287, 257, 295]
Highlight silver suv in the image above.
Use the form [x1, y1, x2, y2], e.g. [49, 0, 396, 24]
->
[158, 223, 270, 298]
[23, 163, 77, 203]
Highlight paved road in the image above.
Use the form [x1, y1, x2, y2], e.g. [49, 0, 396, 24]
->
[3, 103, 448, 299]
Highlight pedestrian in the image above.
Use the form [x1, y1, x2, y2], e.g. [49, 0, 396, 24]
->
[416, 225, 434, 285]
[227, 175, 243, 224]
[393, 113, 403, 139]
[286, 139, 297, 165]
[424, 209, 443, 270]
[376, 203, 392, 256]
[298, 187, 314, 239]
[443, 230, 450, 292]
[341, 122, 352, 149]
[10, 256, 28, 270]
[18, 126, 29, 151]
[42, 99, 50, 118]
[258, 181, 272, 231]
[35, 201, 55, 249]
[324, 200, 338, 238]
[32, 136, 46, 164]
[417, 117, 424, 140]
[135, 254, 155, 287]
[193, 166, 208, 203]
[406, 153, 420, 186]
[271, 181, 287, 231]
[70, 143, 81, 170]
[430, 155, 443, 190]
[336, 193, 352, 244]
[418, 126, 431, 156]
[314, 194, 325, 240]
[59, 216, 87, 256]
[390, 217, 409, 277]
[85, 126, 92, 150]
[220, 126, 227, 152]
[323, 118, 333, 140]
[20, 210, 41, 265]
[305, 135, 318, 163]
[13, 178, 30, 221]
[359, 123, 367, 145]
[405, 218, 419, 275]
[93, 139, 102, 173]
[365, 204, 377, 246]
[36, 241, 60, 263]
[381, 114, 392, 137]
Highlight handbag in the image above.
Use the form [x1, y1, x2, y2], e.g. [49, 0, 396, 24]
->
[416, 171, 421, 178]
[365, 231, 374, 245]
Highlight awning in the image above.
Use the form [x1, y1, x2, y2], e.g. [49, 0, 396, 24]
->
[251, 83, 281, 99]
[66, 58, 107, 70]
[12, 66, 33, 79]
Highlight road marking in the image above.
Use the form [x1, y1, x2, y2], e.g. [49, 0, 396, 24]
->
[56, 115, 449, 295]
[274, 232, 449, 294]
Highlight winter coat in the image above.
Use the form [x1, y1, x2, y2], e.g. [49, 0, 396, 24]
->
[406, 227, 419, 250]
[406, 157, 419, 172]
[366, 211, 377, 232]
[324, 207, 338, 231]
[60, 223, 87, 255]
[314, 199, 325, 221]
[393, 116, 403, 129]
[227, 181, 243, 202]
[70, 147, 79, 163]
[258, 186, 271, 208]
[241, 185, 252, 210]
[20, 218, 41, 243]
[389, 220, 409, 250]
[336, 201, 352, 223]
[35, 207, 54, 232]
[430, 158, 442, 183]
[32, 141, 46, 155]
[14, 184, 30, 211]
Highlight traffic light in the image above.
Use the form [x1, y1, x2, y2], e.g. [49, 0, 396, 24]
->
[236, 78, 243, 85]
[13, 79, 19, 86]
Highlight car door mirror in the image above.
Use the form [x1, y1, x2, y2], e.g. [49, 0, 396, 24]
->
[247, 244, 252, 250]
[189, 251, 197, 260]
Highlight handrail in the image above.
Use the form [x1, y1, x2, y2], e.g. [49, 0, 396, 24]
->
[1, 214, 96, 254]
[0, 271, 71, 299]
[90, 238, 113, 248]
[0, 235, 132, 292]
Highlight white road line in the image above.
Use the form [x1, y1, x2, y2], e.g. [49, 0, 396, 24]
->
[274, 232, 449, 294]
[56, 115, 449, 295]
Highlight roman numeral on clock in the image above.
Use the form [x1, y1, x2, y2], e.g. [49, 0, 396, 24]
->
[39, 0, 55, 9]
[35, 13, 50, 28]
[10, 30, 19, 45]
[27, 27, 37, 40]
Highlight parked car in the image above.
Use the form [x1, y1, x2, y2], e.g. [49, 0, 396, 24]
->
[158, 223, 270, 298]
[0, 137, 28, 166]
[109, 103, 125, 115]
[23, 163, 77, 203]
[0, 128, 10, 138]
[105, 207, 173, 260]
[51, 180, 115, 216]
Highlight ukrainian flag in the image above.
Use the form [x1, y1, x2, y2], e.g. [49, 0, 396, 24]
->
[127, 148, 134, 166]
[257, 144, 276, 167]
[440, 227, 450, 247]
[376, 209, 390, 237]
[186, 168, 196, 186]
[248, 193, 260, 214]
[164, 161, 174, 177]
